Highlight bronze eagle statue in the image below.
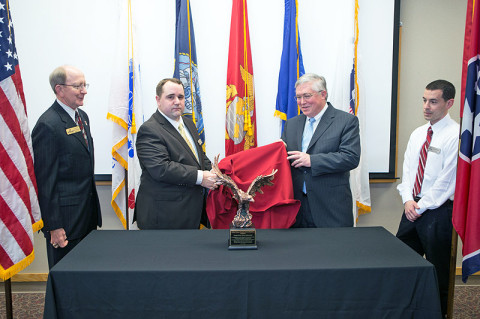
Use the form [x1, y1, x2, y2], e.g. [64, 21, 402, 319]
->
[212, 155, 277, 228]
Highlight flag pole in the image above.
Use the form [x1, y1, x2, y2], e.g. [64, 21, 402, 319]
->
[447, 228, 458, 319]
[446, 114, 464, 318]
[5, 278, 13, 319]
[125, 168, 129, 230]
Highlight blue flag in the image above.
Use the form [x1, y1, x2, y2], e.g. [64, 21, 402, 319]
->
[173, 0, 205, 149]
[349, 62, 356, 115]
[275, 0, 305, 130]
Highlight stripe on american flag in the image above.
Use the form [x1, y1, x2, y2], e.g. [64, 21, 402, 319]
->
[0, 0, 42, 280]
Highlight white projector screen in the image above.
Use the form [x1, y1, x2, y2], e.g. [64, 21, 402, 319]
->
[11, 0, 399, 179]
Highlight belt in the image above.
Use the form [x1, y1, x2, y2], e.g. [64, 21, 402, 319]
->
[414, 196, 453, 206]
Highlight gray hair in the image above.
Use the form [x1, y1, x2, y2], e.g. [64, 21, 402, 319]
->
[49, 66, 68, 95]
[295, 73, 328, 98]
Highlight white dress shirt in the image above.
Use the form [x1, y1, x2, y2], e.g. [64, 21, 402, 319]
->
[57, 99, 76, 122]
[397, 113, 459, 214]
[303, 104, 328, 138]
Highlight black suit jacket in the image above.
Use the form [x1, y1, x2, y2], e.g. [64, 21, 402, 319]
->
[134, 111, 212, 229]
[281, 103, 360, 227]
[32, 101, 101, 241]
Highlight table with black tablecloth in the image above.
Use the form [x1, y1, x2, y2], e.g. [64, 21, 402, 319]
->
[43, 227, 442, 318]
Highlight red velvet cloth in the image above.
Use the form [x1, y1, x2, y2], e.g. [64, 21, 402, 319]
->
[206, 141, 300, 229]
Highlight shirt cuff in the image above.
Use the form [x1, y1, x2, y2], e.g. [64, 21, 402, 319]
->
[196, 170, 203, 185]
[415, 203, 426, 215]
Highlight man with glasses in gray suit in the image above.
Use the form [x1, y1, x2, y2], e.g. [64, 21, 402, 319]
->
[281, 73, 360, 228]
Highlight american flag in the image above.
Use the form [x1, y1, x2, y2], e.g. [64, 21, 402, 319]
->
[0, 0, 42, 280]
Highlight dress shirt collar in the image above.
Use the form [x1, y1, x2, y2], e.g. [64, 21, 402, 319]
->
[158, 109, 185, 131]
[307, 103, 328, 122]
[430, 113, 451, 133]
[57, 99, 76, 122]
[305, 103, 328, 130]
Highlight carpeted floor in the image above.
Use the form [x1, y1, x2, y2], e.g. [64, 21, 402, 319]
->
[1, 285, 479, 318]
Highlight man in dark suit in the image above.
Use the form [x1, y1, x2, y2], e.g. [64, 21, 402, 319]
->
[134, 78, 217, 229]
[281, 73, 360, 228]
[32, 65, 101, 268]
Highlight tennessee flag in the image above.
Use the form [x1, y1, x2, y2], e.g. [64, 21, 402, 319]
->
[453, 0, 480, 282]
[107, 0, 144, 230]
[173, 0, 206, 150]
[225, 0, 257, 156]
[274, 0, 305, 130]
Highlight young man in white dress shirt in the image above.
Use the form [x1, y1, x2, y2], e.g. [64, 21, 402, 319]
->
[396, 80, 459, 317]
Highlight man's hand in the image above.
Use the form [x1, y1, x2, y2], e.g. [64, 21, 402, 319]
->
[201, 171, 219, 190]
[404, 200, 421, 222]
[50, 228, 68, 248]
[287, 151, 311, 168]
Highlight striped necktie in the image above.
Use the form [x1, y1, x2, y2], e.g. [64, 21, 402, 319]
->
[75, 110, 89, 149]
[413, 126, 433, 197]
[178, 123, 198, 161]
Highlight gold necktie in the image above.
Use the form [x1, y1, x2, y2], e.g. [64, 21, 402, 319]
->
[178, 123, 198, 161]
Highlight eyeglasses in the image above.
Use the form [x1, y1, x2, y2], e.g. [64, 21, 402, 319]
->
[294, 91, 323, 101]
[59, 83, 89, 90]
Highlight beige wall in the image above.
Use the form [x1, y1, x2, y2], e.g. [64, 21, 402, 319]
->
[20, 0, 468, 276]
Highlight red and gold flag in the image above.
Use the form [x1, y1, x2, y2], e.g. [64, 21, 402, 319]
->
[225, 0, 257, 156]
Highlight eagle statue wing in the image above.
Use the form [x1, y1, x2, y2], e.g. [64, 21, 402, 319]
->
[246, 169, 277, 197]
[212, 155, 242, 202]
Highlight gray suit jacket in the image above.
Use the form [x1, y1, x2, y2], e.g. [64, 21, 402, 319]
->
[32, 101, 101, 241]
[281, 103, 360, 227]
[134, 111, 211, 229]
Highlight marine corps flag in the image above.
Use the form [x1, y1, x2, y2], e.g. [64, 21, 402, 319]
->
[225, 0, 257, 156]
[173, 0, 206, 150]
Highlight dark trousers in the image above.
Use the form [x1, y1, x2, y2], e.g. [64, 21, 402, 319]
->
[292, 193, 316, 228]
[46, 236, 82, 269]
[396, 200, 453, 316]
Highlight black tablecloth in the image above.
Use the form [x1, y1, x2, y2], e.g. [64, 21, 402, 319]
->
[43, 227, 442, 318]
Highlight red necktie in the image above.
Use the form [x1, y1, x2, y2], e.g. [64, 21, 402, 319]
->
[75, 110, 89, 148]
[413, 126, 433, 197]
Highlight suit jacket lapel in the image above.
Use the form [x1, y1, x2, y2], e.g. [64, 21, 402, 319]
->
[154, 112, 200, 165]
[296, 115, 307, 150]
[307, 103, 334, 152]
[183, 118, 203, 165]
[53, 102, 89, 151]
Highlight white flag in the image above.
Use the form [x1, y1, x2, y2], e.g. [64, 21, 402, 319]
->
[106, 1, 144, 230]
[330, 0, 371, 224]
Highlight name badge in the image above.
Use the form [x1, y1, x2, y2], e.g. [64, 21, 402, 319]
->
[428, 146, 441, 154]
[66, 126, 81, 135]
